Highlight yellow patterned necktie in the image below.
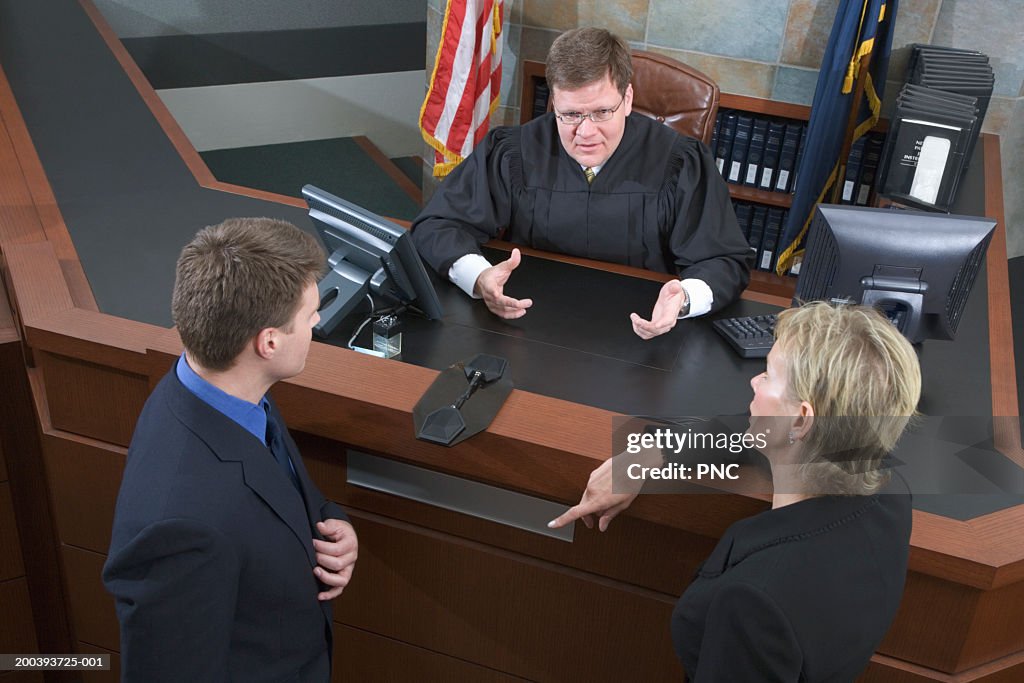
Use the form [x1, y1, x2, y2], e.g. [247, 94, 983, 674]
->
[584, 167, 596, 184]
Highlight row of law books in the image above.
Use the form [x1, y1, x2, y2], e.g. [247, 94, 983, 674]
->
[734, 201, 790, 274]
[877, 45, 993, 212]
[711, 112, 807, 193]
[712, 110, 886, 205]
[532, 81, 551, 120]
[839, 133, 886, 206]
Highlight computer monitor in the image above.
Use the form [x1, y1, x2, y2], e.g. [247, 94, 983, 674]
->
[303, 184, 443, 338]
[794, 204, 995, 343]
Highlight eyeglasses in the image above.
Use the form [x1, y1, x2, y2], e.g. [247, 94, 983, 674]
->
[554, 95, 625, 125]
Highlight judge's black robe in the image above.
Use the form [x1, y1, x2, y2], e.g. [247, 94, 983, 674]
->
[411, 113, 751, 312]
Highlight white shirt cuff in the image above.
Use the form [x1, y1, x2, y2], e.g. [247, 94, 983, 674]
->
[448, 253, 493, 298]
[679, 278, 713, 318]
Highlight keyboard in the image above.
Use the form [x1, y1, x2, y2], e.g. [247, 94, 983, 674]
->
[712, 314, 777, 358]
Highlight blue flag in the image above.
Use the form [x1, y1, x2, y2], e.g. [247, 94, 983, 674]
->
[776, 0, 898, 275]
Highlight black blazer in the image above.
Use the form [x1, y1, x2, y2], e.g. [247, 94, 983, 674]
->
[103, 370, 349, 682]
[671, 479, 912, 682]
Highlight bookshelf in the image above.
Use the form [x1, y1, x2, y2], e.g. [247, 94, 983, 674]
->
[727, 184, 794, 209]
[520, 60, 549, 125]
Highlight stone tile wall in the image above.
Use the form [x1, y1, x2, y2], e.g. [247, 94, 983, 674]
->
[424, 0, 1021, 255]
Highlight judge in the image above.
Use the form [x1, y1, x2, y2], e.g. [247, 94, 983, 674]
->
[411, 27, 751, 339]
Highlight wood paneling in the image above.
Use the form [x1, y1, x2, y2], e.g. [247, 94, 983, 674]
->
[729, 183, 795, 207]
[37, 352, 149, 447]
[981, 134, 1023, 467]
[206, 180, 305, 208]
[519, 60, 547, 125]
[76, 642, 119, 683]
[300, 432, 723, 596]
[882, 572, 985, 672]
[881, 571, 1024, 674]
[0, 281, 16, 345]
[0, 671, 45, 683]
[42, 434, 125, 555]
[333, 625, 527, 682]
[908, 508, 1024, 590]
[0, 326, 74, 660]
[720, 92, 812, 120]
[0, 63, 95, 312]
[0, 579, 38, 654]
[60, 545, 118, 653]
[2, 242, 75, 347]
[0, 484, 25, 582]
[864, 651, 1024, 683]
[960, 580, 1024, 672]
[0, 107, 45, 247]
[336, 510, 682, 681]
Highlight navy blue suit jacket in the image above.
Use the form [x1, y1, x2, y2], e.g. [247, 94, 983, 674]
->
[103, 370, 349, 682]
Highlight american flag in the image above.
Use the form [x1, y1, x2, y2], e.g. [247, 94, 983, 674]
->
[420, 0, 504, 177]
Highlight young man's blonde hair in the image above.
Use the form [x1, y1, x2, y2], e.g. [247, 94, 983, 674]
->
[545, 27, 633, 96]
[774, 302, 921, 495]
[172, 217, 325, 371]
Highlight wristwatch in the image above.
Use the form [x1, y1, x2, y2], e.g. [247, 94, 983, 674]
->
[678, 285, 691, 318]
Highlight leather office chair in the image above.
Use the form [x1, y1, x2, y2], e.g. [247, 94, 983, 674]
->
[629, 51, 720, 145]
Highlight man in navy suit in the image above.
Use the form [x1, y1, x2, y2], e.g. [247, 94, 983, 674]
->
[103, 217, 356, 682]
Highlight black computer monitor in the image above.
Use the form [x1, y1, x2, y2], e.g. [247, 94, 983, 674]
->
[794, 204, 995, 343]
[303, 184, 443, 338]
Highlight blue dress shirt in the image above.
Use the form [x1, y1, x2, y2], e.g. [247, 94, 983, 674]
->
[176, 354, 270, 445]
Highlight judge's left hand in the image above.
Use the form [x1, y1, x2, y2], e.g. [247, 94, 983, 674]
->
[630, 280, 688, 340]
[313, 519, 358, 600]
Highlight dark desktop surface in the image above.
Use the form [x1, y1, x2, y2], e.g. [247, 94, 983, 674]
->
[1, 0, 1020, 520]
[325, 243, 996, 421]
[324, 247, 778, 417]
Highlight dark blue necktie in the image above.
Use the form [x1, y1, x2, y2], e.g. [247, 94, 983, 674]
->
[265, 408, 301, 492]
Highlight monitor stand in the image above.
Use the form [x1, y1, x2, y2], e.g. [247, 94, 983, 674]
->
[861, 272, 927, 343]
[314, 257, 371, 338]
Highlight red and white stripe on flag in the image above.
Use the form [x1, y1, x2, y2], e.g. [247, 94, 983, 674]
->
[420, 0, 504, 178]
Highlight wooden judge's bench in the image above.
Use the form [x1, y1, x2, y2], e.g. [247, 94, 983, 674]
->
[1, 1, 1023, 681]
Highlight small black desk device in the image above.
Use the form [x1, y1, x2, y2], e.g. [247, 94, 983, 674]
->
[712, 314, 777, 359]
[418, 354, 509, 445]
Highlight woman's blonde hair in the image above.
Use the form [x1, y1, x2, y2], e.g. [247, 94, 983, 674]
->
[774, 302, 921, 495]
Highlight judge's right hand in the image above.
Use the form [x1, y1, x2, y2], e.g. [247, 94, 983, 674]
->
[473, 248, 533, 319]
